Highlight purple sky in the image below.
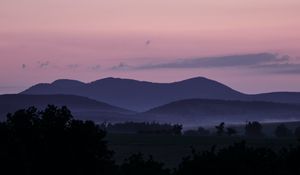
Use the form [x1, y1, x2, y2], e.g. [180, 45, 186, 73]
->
[1, 0, 300, 94]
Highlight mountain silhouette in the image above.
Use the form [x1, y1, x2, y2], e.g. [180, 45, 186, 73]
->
[21, 77, 300, 111]
[144, 99, 300, 125]
[0, 94, 135, 122]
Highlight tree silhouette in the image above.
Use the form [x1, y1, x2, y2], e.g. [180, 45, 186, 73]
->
[245, 121, 264, 137]
[0, 105, 116, 175]
[172, 124, 183, 135]
[175, 141, 280, 175]
[275, 124, 292, 138]
[215, 122, 225, 136]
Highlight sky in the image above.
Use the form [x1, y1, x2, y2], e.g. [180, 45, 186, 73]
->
[0, 0, 300, 94]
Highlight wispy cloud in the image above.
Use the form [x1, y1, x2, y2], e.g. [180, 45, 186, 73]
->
[137, 53, 288, 69]
[254, 63, 300, 74]
[131, 53, 300, 74]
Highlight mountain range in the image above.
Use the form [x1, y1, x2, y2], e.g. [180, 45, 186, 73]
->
[21, 77, 300, 111]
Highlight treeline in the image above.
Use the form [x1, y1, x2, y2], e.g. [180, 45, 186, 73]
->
[99, 122, 182, 135]
[3, 106, 300, 175]
[185, 121, 300, 138]
[100, 120, 300, 138]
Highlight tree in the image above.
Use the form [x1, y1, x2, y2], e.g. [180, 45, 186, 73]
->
[215, 122, 225, 136]
[245, 121, 264, 137]
[275, 124, 292, 138]
[226, 127, 237, 136]
[172, 124, 183, 135]
[0, 105, 116, 175]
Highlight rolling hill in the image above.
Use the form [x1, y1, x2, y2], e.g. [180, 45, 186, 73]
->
[0, 94, 136, 122]
[144, 99, 300, 125]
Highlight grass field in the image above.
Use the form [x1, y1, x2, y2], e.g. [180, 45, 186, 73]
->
[106, 133, 299, 168]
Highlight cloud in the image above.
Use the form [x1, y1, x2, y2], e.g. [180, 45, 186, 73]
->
[130, 53, 300, 74]
[137, 53, 289, 69]
[254, 63, 300, 74]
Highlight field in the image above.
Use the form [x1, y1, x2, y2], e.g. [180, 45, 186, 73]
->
[106, 133, 299, 168]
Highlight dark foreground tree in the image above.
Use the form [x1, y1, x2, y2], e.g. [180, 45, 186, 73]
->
[175, 141, 280, 175]
[0, 105, 116, 175]
[245, 121, 264, 137]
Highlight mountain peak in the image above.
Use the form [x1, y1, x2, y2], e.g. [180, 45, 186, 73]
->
[90, 77, 150, 85]
[51, 79, 85, 86]
[177, 76, 211, 82]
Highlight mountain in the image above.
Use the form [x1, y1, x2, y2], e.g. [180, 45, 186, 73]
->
[21, 77, 300, 111]
[144, 99, 300, 125]
[251, 92, 300, 104]
[21, 77, 244, 111]
[0, 94, 136, 122]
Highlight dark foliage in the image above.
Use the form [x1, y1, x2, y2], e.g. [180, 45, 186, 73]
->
[0, 105, 116, 175]
[4, 107, 300, 175]
[175, 140, 300, 175]
[101, 122, 182, 135]
[245, 121, 264, 137]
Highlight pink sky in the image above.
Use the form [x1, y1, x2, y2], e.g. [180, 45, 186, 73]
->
[0, 0, 300, 94]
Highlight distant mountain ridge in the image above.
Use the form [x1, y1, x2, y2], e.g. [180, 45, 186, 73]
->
[143, 99, 300, 125]
[0, 94, 136, 122]
[21, 77, 300, 111]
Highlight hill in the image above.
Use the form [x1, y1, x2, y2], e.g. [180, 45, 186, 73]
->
[0, 94, 136, 122]
[144, 99, 300, 125]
